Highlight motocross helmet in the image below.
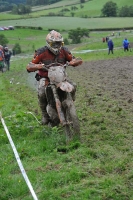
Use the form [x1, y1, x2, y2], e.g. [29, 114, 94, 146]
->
[46, 30, 64, 55]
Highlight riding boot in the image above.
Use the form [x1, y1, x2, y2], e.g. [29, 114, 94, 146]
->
[38, 97, 49, 125]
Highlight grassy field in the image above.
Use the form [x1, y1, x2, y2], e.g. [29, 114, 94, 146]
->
[1, 29, 49, 53]
[1, 41, 133, 199]
[1, 28, 133, 57]
[0, 0, 133, 20]
[31, 0, 80, 12]
[1, 17, 133, 32]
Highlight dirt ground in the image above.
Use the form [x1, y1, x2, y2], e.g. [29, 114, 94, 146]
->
[68, 56, 133, 111]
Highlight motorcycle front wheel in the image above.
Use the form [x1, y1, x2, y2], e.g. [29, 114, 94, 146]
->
[63, 99, 80, 143]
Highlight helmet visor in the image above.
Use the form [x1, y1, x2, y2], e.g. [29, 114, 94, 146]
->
[51, 41, 62, 48]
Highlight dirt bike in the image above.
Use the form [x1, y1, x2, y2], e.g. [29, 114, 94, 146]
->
[42, 62, 80, 143]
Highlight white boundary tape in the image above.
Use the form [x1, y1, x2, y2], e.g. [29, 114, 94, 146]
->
[0, 112, 38, 200]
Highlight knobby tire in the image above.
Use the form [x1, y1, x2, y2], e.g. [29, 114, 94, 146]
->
[64, 100, 80, 143]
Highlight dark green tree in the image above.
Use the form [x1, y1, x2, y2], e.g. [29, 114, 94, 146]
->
[68, 28, 89, 44]
[119, 6, 133, 17]
[128, 6, 133, 17]
[12, 4, 31, 14]
[64, 38, 69, 45]
[12, 43, 21, 54]
[12, 4, 18, 14]
[101, 1, 118, 17]
[0, 34, 9, 46]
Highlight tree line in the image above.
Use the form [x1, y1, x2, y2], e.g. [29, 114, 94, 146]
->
[0, 0, 61, 12]
[1, 0, 133, 17]
[101, 1, 133, 17]
[0, 0, 85, 14]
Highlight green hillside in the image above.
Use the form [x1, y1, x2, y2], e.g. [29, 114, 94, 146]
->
[31, 0, 133, 17]
[0, 0, 133, 20]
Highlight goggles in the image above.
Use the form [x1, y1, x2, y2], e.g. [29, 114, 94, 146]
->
[50, 42, 64, 48]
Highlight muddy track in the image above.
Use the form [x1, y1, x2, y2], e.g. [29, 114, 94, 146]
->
[67, 56, 133, 111]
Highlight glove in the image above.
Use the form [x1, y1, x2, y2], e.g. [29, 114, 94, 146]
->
[69, 58, 83, 67]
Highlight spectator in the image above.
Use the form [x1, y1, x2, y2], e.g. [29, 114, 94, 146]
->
[0, 45, 4, 73]
[108, 39, 114, 55]
[112, 31, 114, 36]
[102, 37, 105, 43]
[106, 36, 109, 42]
[123, 38, 129, 52]
[4, 46, 12, 70]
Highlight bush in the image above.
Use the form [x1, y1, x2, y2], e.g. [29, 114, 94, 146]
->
[60, 8, 70, 12]
[119, 6, 133, 17]
[38, 27, 43, 30]
[48, 12, 56, 16]
[12, 43, 21, 54]
[0, 34, 8, 46]
[64, 38, 69, 45]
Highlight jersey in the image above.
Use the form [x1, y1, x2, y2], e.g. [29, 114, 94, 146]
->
[32, 46, 73, 77]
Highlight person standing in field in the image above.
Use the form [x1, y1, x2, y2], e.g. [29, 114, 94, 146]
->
[102, 37, 105, 43]
[106, 36, 109, 42]
[0, 45, 5, 73]
[108, 39, 114, 55]
[123, 38, 130, 52]
[4, 46, 12, 71]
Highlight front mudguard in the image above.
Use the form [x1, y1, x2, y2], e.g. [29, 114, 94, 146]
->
[58, 81, 74, 93]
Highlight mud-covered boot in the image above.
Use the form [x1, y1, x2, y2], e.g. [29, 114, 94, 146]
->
[38, 94, 49, 125]
[41, 112, 49, 125]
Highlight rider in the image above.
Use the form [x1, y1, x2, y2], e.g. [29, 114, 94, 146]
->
[26, 30, 82, 125]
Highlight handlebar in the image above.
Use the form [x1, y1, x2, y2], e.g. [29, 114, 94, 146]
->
[41, 57, 82, 70]
[42, 62, 68, 71]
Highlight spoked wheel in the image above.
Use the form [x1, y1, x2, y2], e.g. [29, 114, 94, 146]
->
[63, 99, 80, 143]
